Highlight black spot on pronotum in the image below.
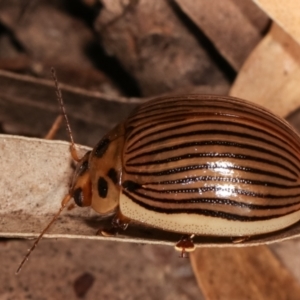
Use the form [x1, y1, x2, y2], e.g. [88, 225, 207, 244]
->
[94, 138, 110, 157]
[74, 188, 84, 207]
[107, 168, 118, 184]
[122, 180, 141, 192]
[98, 177, 108, 198]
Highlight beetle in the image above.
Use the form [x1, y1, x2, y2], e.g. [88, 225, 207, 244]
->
[17, 92, 300, 273]
[67, 93, 300, 244]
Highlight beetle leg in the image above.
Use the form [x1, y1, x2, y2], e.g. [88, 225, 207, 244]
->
[98, 210, 131, 236]
[44, 115, 64, 139]
[111, 210, 131, 230]
[174, 234, 195, 257]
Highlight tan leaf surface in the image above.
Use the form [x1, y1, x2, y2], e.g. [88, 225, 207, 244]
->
[2, 240, 202, 299]
[1, 134, 300, 248]
[231, 23, 300, 118]
[253, 0, 300, 46]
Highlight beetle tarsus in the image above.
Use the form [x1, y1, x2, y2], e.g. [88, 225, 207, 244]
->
[231, 236, 250, 244]
[98, 227, 119, 237]
[174, 234, 196, 257]
[111, 215, 129, 230]
[98, 211, 131, 236]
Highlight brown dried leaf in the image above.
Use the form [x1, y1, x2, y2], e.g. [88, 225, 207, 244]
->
[175, 0, 270, 70]
[1, 134, 300, 248]
[230, 23, 300, 118]
[0, 69, 140, 146]
[270, 239, 300, 283]
[190, 247, 300, 299]
[0, 1, 122, 95]
[253, 0, 300, 46]
[0, 1, 93, 68]
[96, 0, 229, 96]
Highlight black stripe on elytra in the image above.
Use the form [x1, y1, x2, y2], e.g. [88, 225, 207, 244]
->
[127, 110, 299, 153]
[128, 102, 287, 135]
[127, 119, 292, 153]
[127, 116, 186, 140]
[94, 138, 110, 158]
[126, 129, 298, 164]
[126, 112, 211, 134]
[125, 189, 300, 209]
[131, 98, 285, 129]
[132, 97, 289, 137]
[143, 175, 300, 189]
[125, 140, 299, 175]
[125, 163, 297, 182]
[127, 111, 299, 156]
[126, 152, 297, 177]
[131, 97, 261, 115]
[136, 186, 300, 200]
[128, 103, 256, 124]
[122, 190, 298, 221]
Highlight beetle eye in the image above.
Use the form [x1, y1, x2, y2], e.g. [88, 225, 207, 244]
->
[73, 188, 84, 206]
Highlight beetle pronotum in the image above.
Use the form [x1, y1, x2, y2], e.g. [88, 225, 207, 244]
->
[17, 73, 300, 272]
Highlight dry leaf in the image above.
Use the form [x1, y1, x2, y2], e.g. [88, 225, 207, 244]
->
[231, 23, 300, 118]
[0, 1, 123, 95]
[253, 0, 300, 46]
[0, 69, 140, 146]
[0, 1, 93, 68]
[190, 247, 300, 299]
[270, 239, 300, 282]
[95, 0, 229, 96]
[1, 240, 201, 299]
[1, 134, 300, 248]
[175, 0, 269, 70]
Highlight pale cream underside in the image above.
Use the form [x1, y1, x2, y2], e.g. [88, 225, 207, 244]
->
[120, 194, 300, 236]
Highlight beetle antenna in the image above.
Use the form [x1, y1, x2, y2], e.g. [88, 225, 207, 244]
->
[16, 69, 80, 274]
[51, 67, 80, 162]
[16, 194, 72, 274]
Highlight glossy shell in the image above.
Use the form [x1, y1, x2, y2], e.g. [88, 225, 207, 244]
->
[119, 95, 300, 236]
